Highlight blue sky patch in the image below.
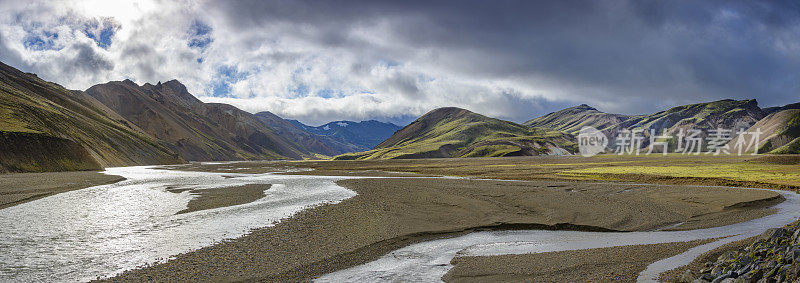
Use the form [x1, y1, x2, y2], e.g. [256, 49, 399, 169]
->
[188, 20, 213, 50]
[82, 18, 119, 49]
[23, 30, 60, 51]
[83, 26, 114, 49]
[316, 88, 346, 98]
[290, 84, 309, 97]
[209, 65, 247, 97]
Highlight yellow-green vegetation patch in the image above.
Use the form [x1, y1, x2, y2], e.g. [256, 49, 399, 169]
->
[562, 164, 800, 188]
[461, 144, 521, 157]
[334, 108, 575, 160]
[772, 138, 800, 154]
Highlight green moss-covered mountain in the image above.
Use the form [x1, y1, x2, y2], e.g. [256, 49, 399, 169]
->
[523, 104, 630, 134]
[764, 102, 800, 115]
[628, 99, 764, 132]
[528, 99, 764, 134]
[334, 107, 575, 160]
[527, 99, 768, 152]
[730, 109, 800, 154]
[86, 80, 306, 161]
[0, 61, 182, 172]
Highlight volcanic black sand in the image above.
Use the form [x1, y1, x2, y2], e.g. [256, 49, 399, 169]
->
[171, 184, 270, 214]
[443, 238, 717, 282]
[0, 171, 123, 209]
[107, 176, 782, 282]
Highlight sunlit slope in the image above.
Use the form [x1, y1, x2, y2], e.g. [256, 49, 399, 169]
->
[334, 107, 576, 160]
[523, 104, 630, 134]
[0, 61, 182, 172]
[727, 109, 800, 154]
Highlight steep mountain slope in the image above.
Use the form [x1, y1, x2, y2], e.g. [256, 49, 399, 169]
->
[254, 112, 359, 156]
[630, 99, 764, 132]
[289, 120, 401, 151]
[524, 104, 631, 134]
[334, 107, 575, 160]
[527, 99, 767, 152]
[764, 102, 800, 115]
[621, 99, 766, 151]
[0, 61, 182, 172]
[204, 103, 308, 158]
[86, 80, 304, 161]
[728, 109, 800, 154]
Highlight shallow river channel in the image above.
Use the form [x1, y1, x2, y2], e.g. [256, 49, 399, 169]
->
[1, 166, 797, 282]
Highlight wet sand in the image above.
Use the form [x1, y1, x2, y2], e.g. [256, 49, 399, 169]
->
[171, 184, 270, 214]
[0, 171, 123, 209]
[443, 238, 717, 282]
[107, 177, 782, 282]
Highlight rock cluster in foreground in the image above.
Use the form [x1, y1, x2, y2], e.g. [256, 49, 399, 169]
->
[679, 220, 800, 283]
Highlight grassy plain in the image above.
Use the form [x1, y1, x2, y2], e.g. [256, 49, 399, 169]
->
[249, 154, 800, 191]
[118, 154, 799, 282]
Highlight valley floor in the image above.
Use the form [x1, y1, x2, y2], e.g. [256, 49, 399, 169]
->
[3, 155, 796, 281]
[106, 155, 791, 282]
[174, 154, 800, 190]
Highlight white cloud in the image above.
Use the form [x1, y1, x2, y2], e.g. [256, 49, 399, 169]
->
[1, 0, 799, 125]
[0, 0, 575, 125]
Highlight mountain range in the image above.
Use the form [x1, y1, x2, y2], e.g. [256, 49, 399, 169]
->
[334, 107, 575, 160]
[252, 111, 359, 157]
[0, 61, 182, 172]
[524, 99, 799, 154]
[0, 61, 399, 172]
[287, 119, 401, 151]
[0, 60, 797, 172]
[336, 99, 799, 160]
[86, 80, 306, 161]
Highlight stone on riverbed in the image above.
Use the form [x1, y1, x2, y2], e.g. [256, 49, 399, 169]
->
[678, 219, 800, 282]
[679, 269, 697, 282]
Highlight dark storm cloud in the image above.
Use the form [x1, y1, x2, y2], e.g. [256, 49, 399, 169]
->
[0, 30, 30, 71]
[2, 0, 799, 124]
[121, 43, 162, 79]
[208, 0, 800, 113]
[69, 43, 113, 72]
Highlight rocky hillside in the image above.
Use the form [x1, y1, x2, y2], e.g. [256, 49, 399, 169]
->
[528, 99, 769, 152]
[0, 61, 182, 172]
[86, 80, 305, 161]
[254, 112, 360, 156]
[289, 119, 401, 151]
[729, 109, 800, 154]
[524, 104, 630, 134]
[631, 99, 764, 132]
[334, 107, 575, 160]
[764, 102, 800, 115]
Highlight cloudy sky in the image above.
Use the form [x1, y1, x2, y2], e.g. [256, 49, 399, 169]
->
[1, 0, 799, 125]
